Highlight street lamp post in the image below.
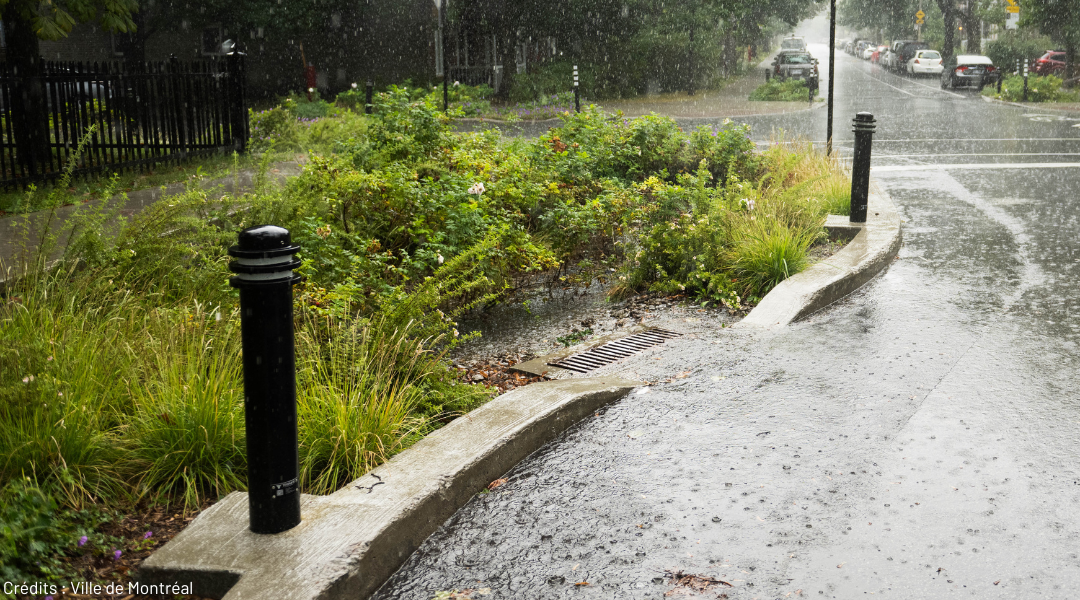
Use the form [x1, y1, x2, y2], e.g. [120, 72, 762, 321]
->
[439, 0, 448, 112]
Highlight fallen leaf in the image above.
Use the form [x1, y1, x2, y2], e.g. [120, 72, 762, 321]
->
[486, 478, 507, 491]
[628, 430, 644, 439]
[574, 581, 589, 586]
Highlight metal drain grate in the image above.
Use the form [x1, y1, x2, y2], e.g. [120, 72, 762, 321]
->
[547, 328, 682, 373]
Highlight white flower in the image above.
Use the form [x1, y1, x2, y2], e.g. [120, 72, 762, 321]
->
[351, 82, 358, 89]
[468, 182, 486, 195]
[454, 81, 460, 86]
[308, 87, 315, 93]
[740, 198, 755, 211]
[437, 253, 444, 264]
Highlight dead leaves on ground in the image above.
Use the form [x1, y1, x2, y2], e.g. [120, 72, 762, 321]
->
[664, 570, 733, 597]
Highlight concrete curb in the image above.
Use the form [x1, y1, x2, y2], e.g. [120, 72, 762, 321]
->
[981, 94, 1080, 115]
[137, 377, 641, 600]
[735, 182, 902, 329]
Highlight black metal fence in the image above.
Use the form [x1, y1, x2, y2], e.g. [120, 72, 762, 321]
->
[0, 56, 248, 189]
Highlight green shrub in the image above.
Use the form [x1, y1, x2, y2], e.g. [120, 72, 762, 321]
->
[983, 74, 1079, 103]
[750, 78, 816, 101]
[0, 478, 116, 586]
[249, 105, 302, 152]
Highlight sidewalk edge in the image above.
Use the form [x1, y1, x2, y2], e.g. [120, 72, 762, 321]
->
[735, 181, 902, 329]
[137, 377, 641, 600]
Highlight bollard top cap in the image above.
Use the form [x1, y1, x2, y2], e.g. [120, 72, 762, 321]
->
[854, 112, 875, 122]
[228, 225, 300, 259]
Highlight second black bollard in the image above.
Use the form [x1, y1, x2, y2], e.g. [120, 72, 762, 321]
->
[228, 225, 302, 534]
[365, 80, 374, 115]
[849, 112, 876, 223]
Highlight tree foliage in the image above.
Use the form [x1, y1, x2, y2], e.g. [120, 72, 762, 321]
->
[0, 0, 137, 40]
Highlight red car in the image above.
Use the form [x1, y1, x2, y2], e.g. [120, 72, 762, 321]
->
[1034, 51, 1065, 75]
[870, 45, 889, 64]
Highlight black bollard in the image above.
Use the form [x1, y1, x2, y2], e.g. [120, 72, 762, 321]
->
[573, 65, 581, 113]
[809, 81, 814, 105]
[228, 226, 302, 534]
[1022, 58, 1029, 102]
[365, 80, 374, 115]
[849, 112, 876, 223]
[766, 69, 771, 82]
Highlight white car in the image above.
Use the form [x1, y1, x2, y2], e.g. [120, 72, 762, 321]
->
[861, 45, 876, 60]
[907, 50, 943, 76]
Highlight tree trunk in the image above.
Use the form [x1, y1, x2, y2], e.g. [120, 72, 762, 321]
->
[3, 9, 53, 177]
[936, 0, 957, 63]
[963, 1, 980, 54]
[687, 24, 695, 95]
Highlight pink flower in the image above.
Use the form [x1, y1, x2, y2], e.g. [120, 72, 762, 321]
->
[113, 549, 122, 560]
[143, 531, 153, 540]
[78, 535, 88, 547]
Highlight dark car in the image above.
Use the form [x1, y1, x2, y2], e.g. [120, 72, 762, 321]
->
[773, 51, 819, 89]
[940, 54, 999, 89]
[1034, 51, 1066, 75]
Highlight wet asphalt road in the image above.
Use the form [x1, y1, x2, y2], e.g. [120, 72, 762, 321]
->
[375, 16, 1080, 600]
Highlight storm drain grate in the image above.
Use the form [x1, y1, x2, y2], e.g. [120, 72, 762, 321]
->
[547, 328, 682, 373]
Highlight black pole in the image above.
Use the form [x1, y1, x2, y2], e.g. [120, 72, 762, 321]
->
[574, 65, 580, 113]
[228, 225, 302, 535]
[440, 1, 448, 112]
[849, 112, 876, 223]
[365, 79, 373, 115]
[827, 0, 836, 155]
[1023, 58, 1029, 102]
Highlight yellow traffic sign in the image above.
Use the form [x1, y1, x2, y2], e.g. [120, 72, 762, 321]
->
[1006, 5, 1019, 12]
[1005, 0, 1017, 6]
[916, 18, 925, 24]
[916, 9, 925, 18]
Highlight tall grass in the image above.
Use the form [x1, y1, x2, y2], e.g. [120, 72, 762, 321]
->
[123, 303, 246, 512]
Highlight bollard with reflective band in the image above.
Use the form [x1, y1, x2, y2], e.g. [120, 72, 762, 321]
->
[573, 65, 581, 113]
[365, 80, 374, 115]
[228, 225, 302, 534]
[849, 112, 876, 223]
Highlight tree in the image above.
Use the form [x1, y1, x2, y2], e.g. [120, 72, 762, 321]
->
[1022, 0, 1080, 86]
[1, 0, 137, 173]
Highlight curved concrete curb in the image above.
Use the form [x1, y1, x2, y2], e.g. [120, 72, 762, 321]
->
[137, 377, 640, 600]
[735, 182, 902, 329]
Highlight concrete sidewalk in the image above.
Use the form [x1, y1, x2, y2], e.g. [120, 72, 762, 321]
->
[596, 64, 823, 119]
[0, 160, 303, 291]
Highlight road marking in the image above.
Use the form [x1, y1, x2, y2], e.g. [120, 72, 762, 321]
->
[847, 152, 1080, 159]
[860, 72, 918, 97]
[872, 162, 1080, 172]
[755, 138, 1080, 144]
[854, 57, 965, 98]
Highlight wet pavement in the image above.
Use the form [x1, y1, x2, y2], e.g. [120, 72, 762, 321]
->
[374, 13, 1080, 600]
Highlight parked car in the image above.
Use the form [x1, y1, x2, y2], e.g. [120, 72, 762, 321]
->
[883, 40, 916, 72]
[940, 54, 999, 89]
[773, 51, 819, 89]
[895, 41, 931, 74]
[907, 49, 943, 76]
[780, 36, 808, 53]
[1034, 51, 1066, 75]
[870, 45, 889, 64]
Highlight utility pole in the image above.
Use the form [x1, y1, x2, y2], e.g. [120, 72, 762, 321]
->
[827, 0, 836, 155]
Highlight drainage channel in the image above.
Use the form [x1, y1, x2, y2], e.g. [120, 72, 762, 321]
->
[546, 328, 682, 373]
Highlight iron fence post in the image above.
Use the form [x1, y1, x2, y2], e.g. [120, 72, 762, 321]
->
[365, 79, 374, 115]
[228, 225, 302, 534]
[850, 112, 876, 223]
